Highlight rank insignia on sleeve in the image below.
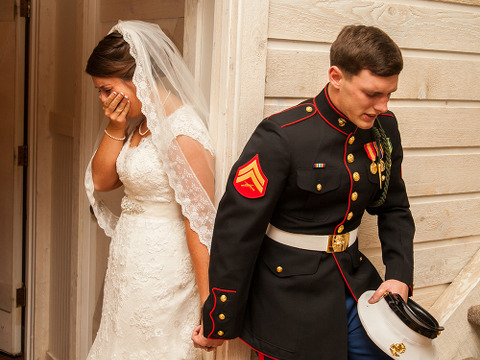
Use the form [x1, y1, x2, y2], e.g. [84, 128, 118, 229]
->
[233, 154, 268, 198]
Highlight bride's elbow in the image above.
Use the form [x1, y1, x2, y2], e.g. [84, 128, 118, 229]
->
[93, 182, 109, 192]
[93, 175, 119, 192]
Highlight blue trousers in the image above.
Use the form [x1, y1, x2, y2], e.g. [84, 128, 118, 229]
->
[257, 289, 390, 360]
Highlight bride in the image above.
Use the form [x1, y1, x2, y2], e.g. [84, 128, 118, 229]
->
[84, 20, 219, 359]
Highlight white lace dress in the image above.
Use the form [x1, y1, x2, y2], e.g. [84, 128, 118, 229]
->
[87, 107, 212, 360]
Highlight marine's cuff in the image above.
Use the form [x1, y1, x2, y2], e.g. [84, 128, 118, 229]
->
[203, 287, 237, 339]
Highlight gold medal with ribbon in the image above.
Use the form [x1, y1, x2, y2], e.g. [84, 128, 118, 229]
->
[364, 142, 378, 175]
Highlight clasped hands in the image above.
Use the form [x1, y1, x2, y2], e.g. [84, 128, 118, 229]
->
[191, 324, 225, 352]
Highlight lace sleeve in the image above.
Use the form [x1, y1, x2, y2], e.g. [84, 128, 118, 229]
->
[170, 106, 214, 156]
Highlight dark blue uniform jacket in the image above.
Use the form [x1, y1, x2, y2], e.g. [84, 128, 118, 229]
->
[202, 85, 415, 360]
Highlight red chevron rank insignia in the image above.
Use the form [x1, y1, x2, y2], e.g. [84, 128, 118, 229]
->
[234, 154, 268, 198]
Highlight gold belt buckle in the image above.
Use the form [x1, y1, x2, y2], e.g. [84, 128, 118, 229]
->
[327, 233, 350, 253]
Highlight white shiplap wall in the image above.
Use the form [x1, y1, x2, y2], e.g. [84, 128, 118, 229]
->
[263, 0, 480, 309]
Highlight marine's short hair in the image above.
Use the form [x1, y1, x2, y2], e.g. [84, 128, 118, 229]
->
[330, 25, 403, 78]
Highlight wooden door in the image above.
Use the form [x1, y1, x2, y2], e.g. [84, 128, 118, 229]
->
[0, 0, 26, 356]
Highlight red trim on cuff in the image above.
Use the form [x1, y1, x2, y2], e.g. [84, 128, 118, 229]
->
[207, 288, 237, 338]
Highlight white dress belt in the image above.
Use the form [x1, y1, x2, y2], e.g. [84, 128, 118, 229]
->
[266, 224, 358, 253]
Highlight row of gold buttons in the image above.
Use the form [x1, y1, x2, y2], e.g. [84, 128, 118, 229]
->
[216, 294, 228, 336]
[338, 134, 358, 234]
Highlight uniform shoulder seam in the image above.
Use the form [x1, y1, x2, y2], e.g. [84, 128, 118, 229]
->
[266, 102, 316, 128]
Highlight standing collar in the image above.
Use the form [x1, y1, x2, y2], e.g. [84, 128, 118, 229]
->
[313, 84, 357, 135]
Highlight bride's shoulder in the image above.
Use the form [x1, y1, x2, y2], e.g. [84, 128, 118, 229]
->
[168, 105, 203, 125]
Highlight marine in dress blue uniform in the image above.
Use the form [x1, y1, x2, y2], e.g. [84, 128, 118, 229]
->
[199, 25, 415, 360]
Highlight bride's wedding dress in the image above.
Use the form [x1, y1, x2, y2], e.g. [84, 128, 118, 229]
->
[87, 106, 211, 360]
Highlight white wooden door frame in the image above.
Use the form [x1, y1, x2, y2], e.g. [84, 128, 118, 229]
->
[24, 0, 38, 358]
[76, 0, 102, 359]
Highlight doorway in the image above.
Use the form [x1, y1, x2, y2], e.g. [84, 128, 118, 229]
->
[0, 0, 28, 357]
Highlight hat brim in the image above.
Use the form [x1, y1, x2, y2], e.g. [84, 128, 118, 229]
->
[357, 290, 438, 360]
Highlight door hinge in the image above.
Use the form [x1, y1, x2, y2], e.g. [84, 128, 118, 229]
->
[17, 145, 28, 166]
[19, 0, 30, 18]
[16, 285, 26, 308]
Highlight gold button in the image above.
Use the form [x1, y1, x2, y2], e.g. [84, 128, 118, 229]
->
[217, 330, 224, 336]
[353, 172, 360, 181]
[220, 295, 227, 302]
[306, 106, 313, 113]
[348, 136, 355, 145]
[276, 266, 283, 273]
[382, 175, 386, 181]
[316, 184, 322, 191]
[351, 192, 358, 201]
[337, 225, 344, 233]
[360, 256, 363, 261]
[338, 118, 346, 127]
[219, 313, 226, 320]
[347, 212, 353, 221]
[347, 154, 354, 163]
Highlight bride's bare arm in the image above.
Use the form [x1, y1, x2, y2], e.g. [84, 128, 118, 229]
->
[92, 92, 130, 191]
[177, 135, 215, 302]
[184, 218, 210, 302]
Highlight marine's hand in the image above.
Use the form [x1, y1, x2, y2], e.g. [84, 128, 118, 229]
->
[369, 279, 408, 304]
[191, 324, 224, 352]
[102, 91, 130, 129]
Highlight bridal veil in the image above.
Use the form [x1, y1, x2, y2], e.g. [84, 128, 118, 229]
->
[85, 20, 215, 251]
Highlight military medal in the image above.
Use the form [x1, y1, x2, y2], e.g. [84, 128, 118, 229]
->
[378, 164, 383, 189]
[379, 159, 385, 173]
[374, 142, 385, 188]
[364, 142, 378, 175]
[365, 141, 384, 189]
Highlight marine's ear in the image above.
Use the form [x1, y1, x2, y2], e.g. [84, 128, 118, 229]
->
[328, 66, 344, 89]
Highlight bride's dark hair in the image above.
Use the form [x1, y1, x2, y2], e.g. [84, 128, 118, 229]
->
[86, 31, 136, 80]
